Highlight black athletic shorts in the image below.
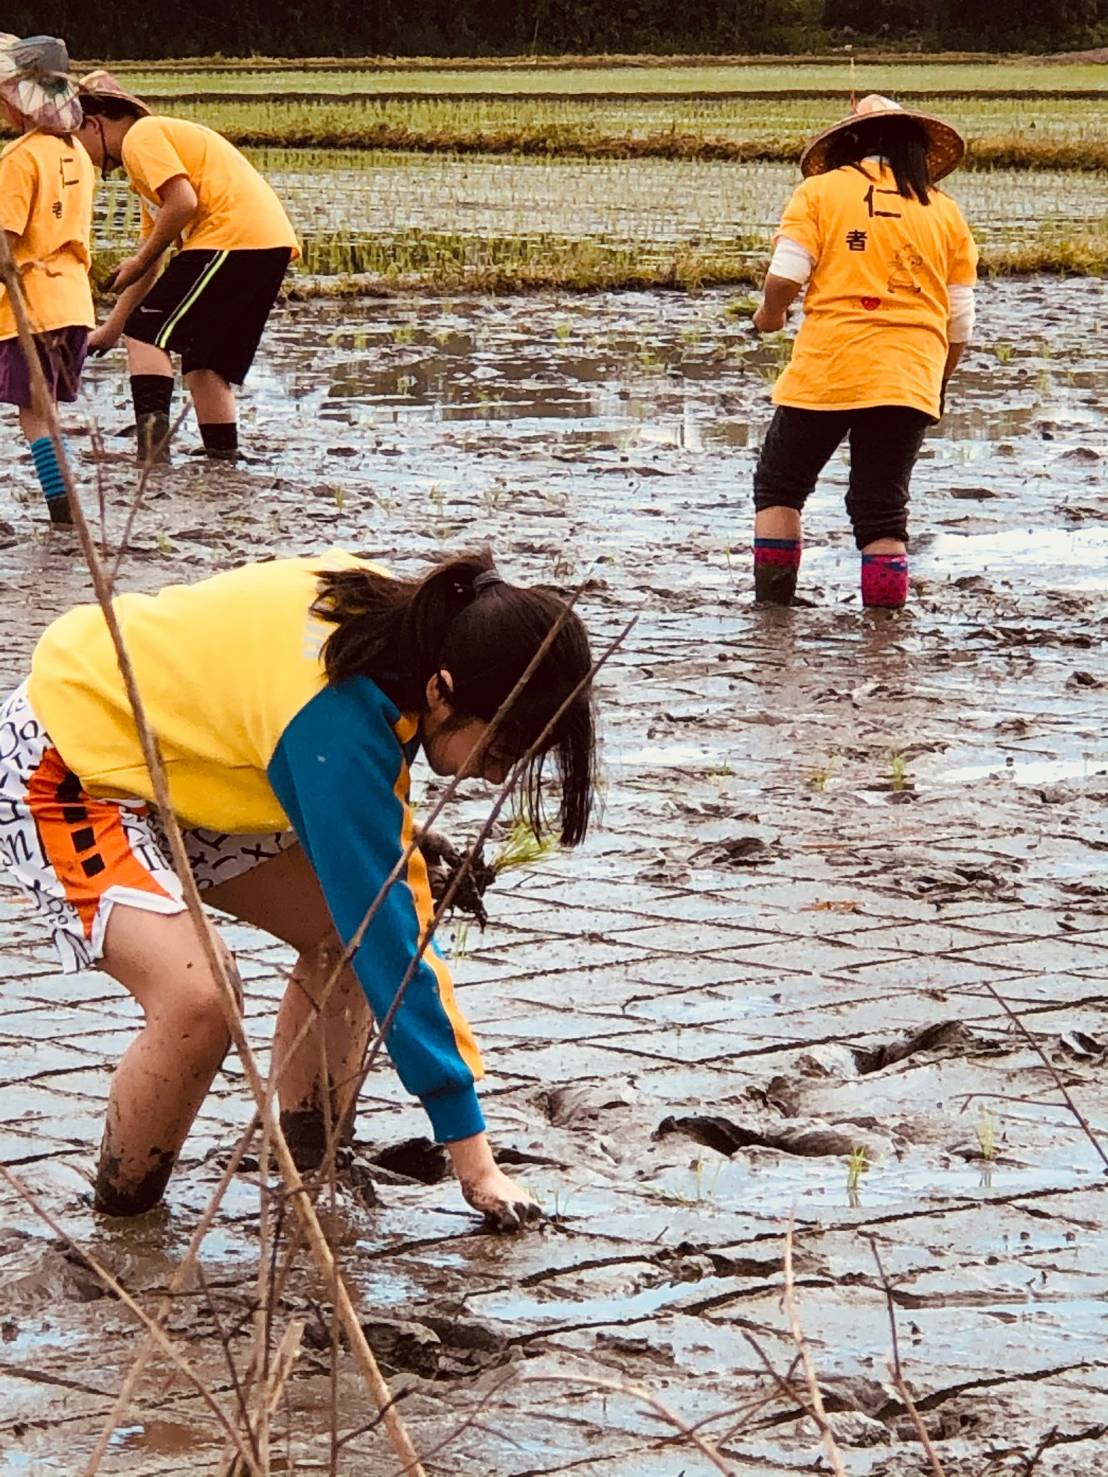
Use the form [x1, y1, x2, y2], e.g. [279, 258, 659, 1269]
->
[123, 246, 292, 385]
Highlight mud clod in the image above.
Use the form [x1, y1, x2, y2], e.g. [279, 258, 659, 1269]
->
[655, 1113, 872, 1160]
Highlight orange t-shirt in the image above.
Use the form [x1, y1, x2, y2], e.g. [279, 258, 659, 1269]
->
[771, 163, 977, 419]
[0, 131, 95, 339]
[121, 115, 300, 259]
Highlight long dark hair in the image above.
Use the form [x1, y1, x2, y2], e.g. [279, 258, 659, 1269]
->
[311, 550, 597, 847]
[825, 116, 933, 205]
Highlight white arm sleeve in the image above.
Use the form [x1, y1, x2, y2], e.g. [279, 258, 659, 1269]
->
[768, 235, 814, 285]
[948, 283, 975, 342]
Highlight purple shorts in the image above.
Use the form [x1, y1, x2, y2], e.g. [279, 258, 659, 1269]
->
[0, 326, 88, 409]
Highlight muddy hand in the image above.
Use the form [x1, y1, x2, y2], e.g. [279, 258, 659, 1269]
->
[461, 1166, 544, 1232]
[753, 303, 787, 335]
[88, 323, 122, 358]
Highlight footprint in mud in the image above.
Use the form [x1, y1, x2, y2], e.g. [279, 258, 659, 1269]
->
[654, 1113, 884, 1161]
[0, 1232, 113, 1309]
[304, 1305, 512, 1379]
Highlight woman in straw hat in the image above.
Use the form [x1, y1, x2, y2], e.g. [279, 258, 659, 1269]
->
[74, 71, 299, 465]
[749, 94, 978, 608]
[0, 34, 95, 525]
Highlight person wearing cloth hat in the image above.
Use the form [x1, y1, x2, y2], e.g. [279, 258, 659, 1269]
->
[750, 94, 978, 608]
[74, 71, 299, 464]
[0, 34, 95, 525]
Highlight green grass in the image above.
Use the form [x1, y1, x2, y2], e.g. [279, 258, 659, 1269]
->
[159, 94, 1108, 170]
[113, 62, 1108, 95]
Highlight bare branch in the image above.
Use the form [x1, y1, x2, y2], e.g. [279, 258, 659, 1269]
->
[979, 983, 1108, 1173]
[867, 1238, 948, 1477]
[782, 1217, 847, 1477]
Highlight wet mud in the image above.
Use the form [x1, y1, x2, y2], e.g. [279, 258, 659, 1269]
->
[1, 275, 1106, 1473]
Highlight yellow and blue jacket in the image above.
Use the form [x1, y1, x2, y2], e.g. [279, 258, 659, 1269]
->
[27, 551, 485, 1143]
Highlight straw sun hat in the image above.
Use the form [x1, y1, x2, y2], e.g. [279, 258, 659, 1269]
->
[0, 33, 83, 134]
[800, 93, 966, 182]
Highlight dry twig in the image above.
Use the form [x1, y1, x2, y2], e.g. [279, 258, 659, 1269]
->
[0, 1166, 263, 1477]
[980, 982, 1108, 1173]
[781, 1217, 847, 1477]
[522, 1371, 739, 1476]
[867, 1237, 948, 1477]
[0, 229, 428, 1477]
[84, 1116, 260, 1475]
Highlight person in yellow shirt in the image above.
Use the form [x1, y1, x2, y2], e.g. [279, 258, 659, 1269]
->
[74, 72, 299, 464]
[0, 34, 94, 525]
[0, 546, 597, 1227]
[750, 95, 978, 608]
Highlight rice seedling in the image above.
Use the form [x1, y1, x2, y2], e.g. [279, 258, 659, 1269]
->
[88, 144, 1108, 297]
[809, 756, 839, 792]
[888, 750, 910, 792]
[492, 816, 561, 877]
[691, 1151, 724, 1203]
[450, 920, 472, 961]
[977, 1108, 998, 1161]
[846, 1144, 869, 1203]
[144, 93, 1108, 172]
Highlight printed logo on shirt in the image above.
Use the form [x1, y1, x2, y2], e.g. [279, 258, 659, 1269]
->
[888, 245, 924, 295]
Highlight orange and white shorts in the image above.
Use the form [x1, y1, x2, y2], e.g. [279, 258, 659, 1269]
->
[0, 682, 296, 972]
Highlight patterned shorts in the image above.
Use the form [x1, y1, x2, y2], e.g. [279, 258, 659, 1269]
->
[0, 683, 297, 972]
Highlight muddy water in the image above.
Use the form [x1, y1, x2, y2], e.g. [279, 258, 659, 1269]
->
[1, 275, 1107, 1474]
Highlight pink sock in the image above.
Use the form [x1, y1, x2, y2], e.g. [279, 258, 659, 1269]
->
[861, 553, 909, 608]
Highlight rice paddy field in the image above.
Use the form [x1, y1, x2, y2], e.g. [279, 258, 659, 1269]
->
[90, 151, 1108, 287]
[113, 61, 1108, 94]
[75, 55, 1108, 290]
[2, 49, 1108, 1477]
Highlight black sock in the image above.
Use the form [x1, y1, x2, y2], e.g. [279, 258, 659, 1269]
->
[130, 374, 174, 419]
[199, 421, 239, 458]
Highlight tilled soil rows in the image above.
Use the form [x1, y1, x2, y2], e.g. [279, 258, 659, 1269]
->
[1, 277, 1106, 1475]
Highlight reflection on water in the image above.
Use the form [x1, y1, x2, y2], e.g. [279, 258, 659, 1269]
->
[264, 279, 1108, 479]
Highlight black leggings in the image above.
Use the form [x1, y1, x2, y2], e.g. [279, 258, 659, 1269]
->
[753, 404, 933, 549]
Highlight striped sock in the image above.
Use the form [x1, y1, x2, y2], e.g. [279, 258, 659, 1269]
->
[754, 537, 801, 604]
[30, 436, 71, 520]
